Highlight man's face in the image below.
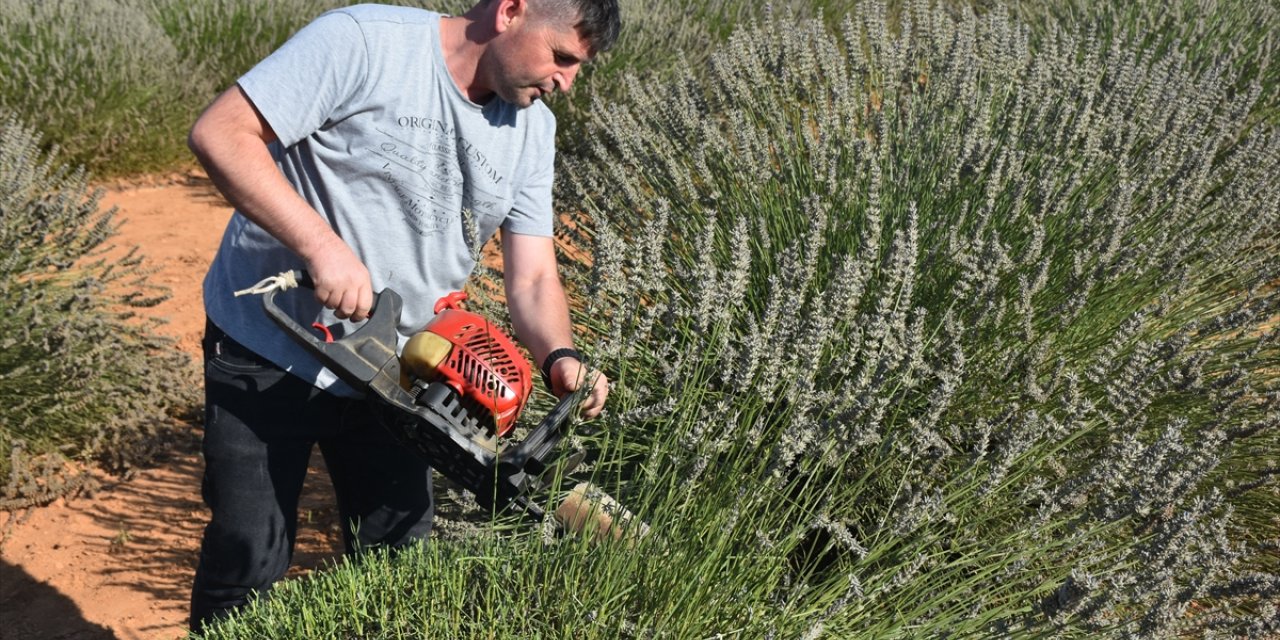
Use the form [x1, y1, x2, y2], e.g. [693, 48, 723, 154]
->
[487, 15, 593, 108]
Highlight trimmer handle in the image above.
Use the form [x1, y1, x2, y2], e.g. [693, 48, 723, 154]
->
[260, 269, 403, 390]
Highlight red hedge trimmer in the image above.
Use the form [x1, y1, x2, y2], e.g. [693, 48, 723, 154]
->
[246, 270, 643, 539]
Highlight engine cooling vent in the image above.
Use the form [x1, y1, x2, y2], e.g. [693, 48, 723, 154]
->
[448, 324, 518, 401]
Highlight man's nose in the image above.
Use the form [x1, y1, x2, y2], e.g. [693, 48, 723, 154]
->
[555, 65, 581, 93]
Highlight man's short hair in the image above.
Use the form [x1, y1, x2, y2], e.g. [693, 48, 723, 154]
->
[534, 0, 621, 54]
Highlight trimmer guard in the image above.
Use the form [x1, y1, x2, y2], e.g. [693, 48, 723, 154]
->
[260, 270, 576, 519]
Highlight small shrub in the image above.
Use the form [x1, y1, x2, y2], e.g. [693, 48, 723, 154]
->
[0, 114, 199, 510]
[0, 0, 208, 175]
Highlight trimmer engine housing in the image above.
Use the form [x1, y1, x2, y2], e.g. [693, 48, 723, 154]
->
[409, 292, 533, 437]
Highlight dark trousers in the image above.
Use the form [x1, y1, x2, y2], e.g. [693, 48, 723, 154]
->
[189, 320, 434, 633]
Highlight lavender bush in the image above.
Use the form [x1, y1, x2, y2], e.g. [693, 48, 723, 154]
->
[0, 0, 205, 174]
[558, 1, 1279, 635]
[0, 114, 199, 509]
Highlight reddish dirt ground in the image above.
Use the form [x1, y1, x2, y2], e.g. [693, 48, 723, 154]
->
[0, 174, 345, 640]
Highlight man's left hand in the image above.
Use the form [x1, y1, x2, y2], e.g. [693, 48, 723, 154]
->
[550, 358, 609, 419]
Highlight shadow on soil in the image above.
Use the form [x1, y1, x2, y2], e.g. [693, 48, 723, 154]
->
[1, 418, 347, 640]
[0, 558, 116, 639]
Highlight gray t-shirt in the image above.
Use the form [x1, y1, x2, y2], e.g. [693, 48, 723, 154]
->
[203, 5, 556, 395]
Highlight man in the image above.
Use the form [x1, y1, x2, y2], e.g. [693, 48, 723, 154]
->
[186, 0, 618, 630]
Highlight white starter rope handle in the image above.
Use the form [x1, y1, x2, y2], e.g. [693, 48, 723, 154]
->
[233, 270, 299, 297]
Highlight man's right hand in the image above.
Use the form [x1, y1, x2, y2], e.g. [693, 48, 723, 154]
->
[304, 235, 374, 322]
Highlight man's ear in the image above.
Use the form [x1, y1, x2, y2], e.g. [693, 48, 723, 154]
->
[492, 0, 528, 34]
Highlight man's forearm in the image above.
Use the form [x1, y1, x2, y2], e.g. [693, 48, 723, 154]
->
[188, 86, 341, 265]
[502, 233, 608, 413]
[505, 272, 575, 370]
[506, 267, 610, 414]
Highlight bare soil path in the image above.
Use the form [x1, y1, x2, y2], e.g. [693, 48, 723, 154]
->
[0, 175, 344, 640]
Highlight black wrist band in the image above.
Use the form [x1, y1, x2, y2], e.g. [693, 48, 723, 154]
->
[541, 347, 582, 392]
